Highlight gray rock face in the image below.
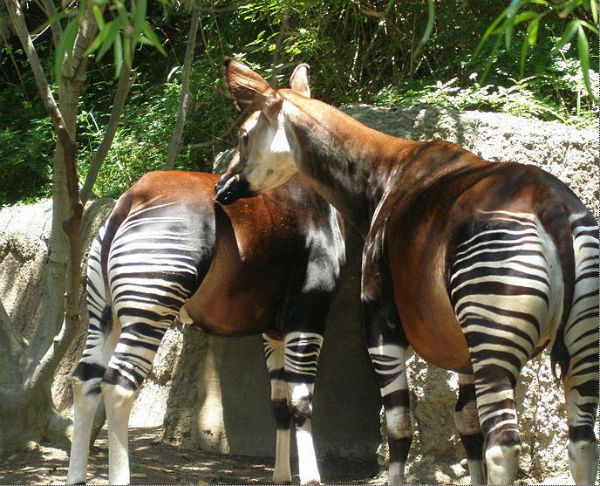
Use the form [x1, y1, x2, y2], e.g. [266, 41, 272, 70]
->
[0, 105, 597, 484]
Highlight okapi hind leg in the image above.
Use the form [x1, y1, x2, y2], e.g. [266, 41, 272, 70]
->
[454, 373, 485, 485]
[561, 213, 599, 485]
[67, 234, 119, 485]
[262, 334, 293, 484]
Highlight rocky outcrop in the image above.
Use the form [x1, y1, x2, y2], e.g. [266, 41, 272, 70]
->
[0, 105, 597, 483]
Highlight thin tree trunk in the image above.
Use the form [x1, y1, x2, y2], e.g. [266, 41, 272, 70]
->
[163, 2, 200, 170]
[4, 0, 90, 407]
[80, 62, 134, 203]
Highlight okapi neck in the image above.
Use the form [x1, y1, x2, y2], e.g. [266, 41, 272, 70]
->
[283, 96, 417, 236]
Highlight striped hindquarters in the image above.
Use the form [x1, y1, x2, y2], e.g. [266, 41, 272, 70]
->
[103, 203, 204, 389]
[448, 211, 558, 440]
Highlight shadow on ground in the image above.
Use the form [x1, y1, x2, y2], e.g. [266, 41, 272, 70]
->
[0, 427, 380, 484]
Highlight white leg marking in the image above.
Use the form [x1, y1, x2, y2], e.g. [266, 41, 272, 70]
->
[296, 428, 321, 485]
[388, 460, 406, 486]
[102, 382, 135, 485]
[485, 443, 520, 485]
[568, 439, 599, 485]
[273, 428, 292, 484]
[66, 379, 102, 484]
[467, 459, 485, 485]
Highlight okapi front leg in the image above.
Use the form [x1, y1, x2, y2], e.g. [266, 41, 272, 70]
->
[284, 332, 324, 485]
[262, 334, 293, 484]
[454, 373, 485, 484]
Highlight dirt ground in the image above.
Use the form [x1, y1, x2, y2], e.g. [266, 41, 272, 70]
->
[0, 427, 382, 485]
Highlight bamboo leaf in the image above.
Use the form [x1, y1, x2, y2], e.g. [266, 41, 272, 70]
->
[591, 0, 598, 24]
[54, 17, 78, 83]
[505, 0, 523, 50]
[579, 19, 599, 35]
[84, 19, 113, 57]
[142, 20, 166, 55]
[553, 19, 580, 53]
[95, 19, 120, 61]
[474, 9, 508, 57]
[132, 0, 147, 48]
[577, 24, 594, 99]
[520, 37, 530, 77]
[527, 17, 539, 46]
[92, 5, 105, 30]
[514, 11, 539, 25]
[114, 32, 123, 78]
[418, 0, 435, 47]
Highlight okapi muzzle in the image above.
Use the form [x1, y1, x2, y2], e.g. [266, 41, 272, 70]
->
[215, 171, 253, 205]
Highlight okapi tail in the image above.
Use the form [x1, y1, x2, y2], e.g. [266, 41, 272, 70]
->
[536, 194, 577, 381]
[97, 193, 133, 335]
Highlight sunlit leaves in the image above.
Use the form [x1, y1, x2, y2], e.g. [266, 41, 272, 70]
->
[475, 0, 598, 99]
[53, 0, 165, 81]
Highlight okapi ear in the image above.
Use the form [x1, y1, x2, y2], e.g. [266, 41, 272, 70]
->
[224, 57, 276, 112]
[290, 63, 311, 97]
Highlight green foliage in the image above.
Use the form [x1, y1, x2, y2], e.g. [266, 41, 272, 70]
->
[77, 77, 181, 198]
[55, 0, 165, 81]
[475, 0, 599, 98]
[1, 0, 596, 204]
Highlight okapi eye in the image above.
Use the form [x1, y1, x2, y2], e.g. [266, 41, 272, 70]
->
[240, 132, 249, 146]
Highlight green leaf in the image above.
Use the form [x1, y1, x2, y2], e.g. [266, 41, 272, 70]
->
[519, 38, 530, 77]
[505, 0, 523, 50]
[132, 0, 147, 49]
[474, 9, 508, 57]
[527, 17, 539, 46]
[577, 26, 596, 99]
[552, 19, 580, 52]
[418, 0, 435, 47]
[54, 17, 79, 83]
[114, 32, 123, 78]
[95, 19, 120, 61]
[577, 25, 594, 99]
[579, 20, 599, 35]
[92, 5, 105, 30]
[84, 19, 114, 57]
[513, 11, 539, 25]
[591, 0, 598, 24]
[141, 20, 166, 55]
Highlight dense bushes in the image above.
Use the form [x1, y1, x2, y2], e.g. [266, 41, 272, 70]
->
[0, 0, 597, 205]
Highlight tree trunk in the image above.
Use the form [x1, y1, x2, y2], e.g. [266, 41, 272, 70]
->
[1, 0, 93, 453]
[164, 2, 200, 170]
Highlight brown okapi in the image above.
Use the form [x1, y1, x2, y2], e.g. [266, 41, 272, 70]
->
[66, 66, 345, 486]
[216, 59, 599, 485]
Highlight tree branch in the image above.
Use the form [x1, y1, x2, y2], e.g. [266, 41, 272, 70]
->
[163, 1, 200, 170]
[80, 62, 134, 202]
[40, 0, 63, 48]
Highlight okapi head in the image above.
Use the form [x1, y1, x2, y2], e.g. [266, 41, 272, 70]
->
[215, 59, 310, 204]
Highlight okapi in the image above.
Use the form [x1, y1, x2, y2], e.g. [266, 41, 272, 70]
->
[216, 59, 599, 485]
[66, 65, 345, 486]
